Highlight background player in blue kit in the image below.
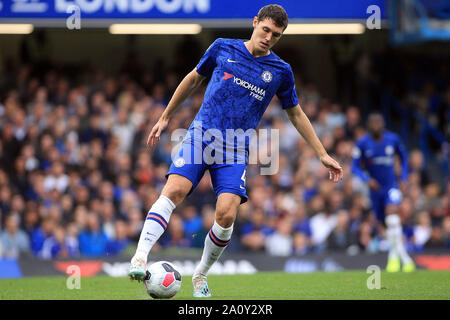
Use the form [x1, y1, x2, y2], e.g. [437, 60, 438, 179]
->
[129, 4, 343, 297]
[352, 113, 416, 273]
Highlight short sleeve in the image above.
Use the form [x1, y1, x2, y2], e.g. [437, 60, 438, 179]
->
[351, 139, 370, 182]
[276, 65, 299, 109]
[196, 39, 222, 78]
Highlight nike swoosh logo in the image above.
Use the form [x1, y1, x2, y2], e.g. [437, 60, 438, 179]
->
[227, 59, 238, 63]
[239, 185, 245, 189]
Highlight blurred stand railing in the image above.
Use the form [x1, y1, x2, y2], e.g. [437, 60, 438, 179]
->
[364, 82, 449, 187]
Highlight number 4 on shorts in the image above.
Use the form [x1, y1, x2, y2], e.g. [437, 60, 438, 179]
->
[240, 170, 246, 189]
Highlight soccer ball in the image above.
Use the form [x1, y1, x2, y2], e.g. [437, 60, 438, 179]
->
[144, 261, 182, 299]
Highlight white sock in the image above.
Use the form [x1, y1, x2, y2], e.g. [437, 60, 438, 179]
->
[385, 214, 413, 264]
[385, 227, 399, 260]
[135, 195, 176, 260]
[194, 221, 233, 277]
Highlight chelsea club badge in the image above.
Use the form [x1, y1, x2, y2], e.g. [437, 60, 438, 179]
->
[261, 71, 272, 83]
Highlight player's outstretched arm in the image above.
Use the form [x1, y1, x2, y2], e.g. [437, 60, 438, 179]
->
[285, 105, 343, 182]
[147, 69, 206, 147]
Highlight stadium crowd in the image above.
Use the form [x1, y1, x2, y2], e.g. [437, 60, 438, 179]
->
[0, 45, 449, 260]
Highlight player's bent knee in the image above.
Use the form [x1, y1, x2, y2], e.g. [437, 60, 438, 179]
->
[162, 186, 189, 205]
[215, 193, 241, 227]
[215, 212, 235, 228]
[161, 175, 192, 206]
[215, 205, 237, 227]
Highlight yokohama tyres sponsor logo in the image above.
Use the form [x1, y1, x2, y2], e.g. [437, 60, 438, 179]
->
[233, 77, 266, 99]
[223, 72, 265, 101]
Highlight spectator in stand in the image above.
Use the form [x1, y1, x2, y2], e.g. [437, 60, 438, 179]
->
[106, 220, 130, 256]
[31, 217, 56, 256]
[38, 225, 69, 259]
[78, 213, 109, 257]
[99, 199, 116, 240]
[0, 214, 30, 258]
[411, 211, 432, 252]
[326, 104, 346, 131]
[326, 209, 353, 251]
[187, 173, 217, 212]
[309, 197, 338, 253]
[265, 217, 294, 257]
[160, 213, 191, 248]
[191, 205, 215, 248]
[292, 204, 311, 238]
[358, 220, 375, 252]
[292, 231, 311, 255]
[344, 106, 361, 139]
[408, 149, 430, 187]
[0, 185, 12, 215]
[113, 171, 134, 203]
[22, 208, 39, 236]
[181, 205, 203, 238]
[112, 107, 136, 154]
[443, 216, 450, 249]
[65, 222, 80, 257]
[240, 208, 273, 252]
[127, 207, 144, 242]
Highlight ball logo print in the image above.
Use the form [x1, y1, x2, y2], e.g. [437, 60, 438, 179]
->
[162, 272, 175, 287]
[261, 71, 272, 83]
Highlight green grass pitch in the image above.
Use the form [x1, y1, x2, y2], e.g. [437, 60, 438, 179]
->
[0, 271, 449, 300]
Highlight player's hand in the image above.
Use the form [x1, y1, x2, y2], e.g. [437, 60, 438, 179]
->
[319, 154, 343, 183]
[147, 118, 168, 147]
[368, 179, 380, 191]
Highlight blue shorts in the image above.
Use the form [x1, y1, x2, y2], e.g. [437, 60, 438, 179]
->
[370, 187, 402, 222]
[166, 138, 248, 204]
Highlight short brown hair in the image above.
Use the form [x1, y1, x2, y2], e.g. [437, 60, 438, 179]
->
[257, 4, 288, 30]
